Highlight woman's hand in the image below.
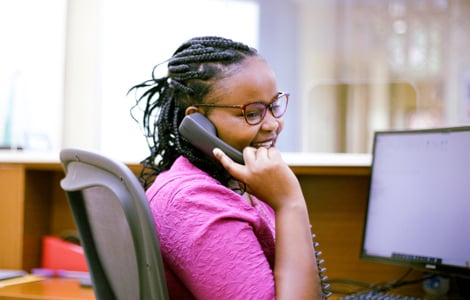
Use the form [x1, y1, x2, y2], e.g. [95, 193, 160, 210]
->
[213, 146, 304, 211]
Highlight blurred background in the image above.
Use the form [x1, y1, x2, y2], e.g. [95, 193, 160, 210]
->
[1, 0, 469, 160]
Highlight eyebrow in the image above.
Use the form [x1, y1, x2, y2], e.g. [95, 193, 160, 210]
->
[198, 92, 283, 107]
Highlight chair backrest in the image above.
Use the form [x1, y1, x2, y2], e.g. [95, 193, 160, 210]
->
[59, 148, 169, 300]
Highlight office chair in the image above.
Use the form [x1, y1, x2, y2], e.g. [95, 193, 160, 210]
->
[59, 148, 169, 300]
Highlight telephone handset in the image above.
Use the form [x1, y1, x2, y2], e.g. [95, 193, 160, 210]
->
[178, 112, 244, 164]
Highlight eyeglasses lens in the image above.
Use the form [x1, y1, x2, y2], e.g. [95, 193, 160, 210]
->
[244, 94, 288, 125]
[270, 94, 288, 117]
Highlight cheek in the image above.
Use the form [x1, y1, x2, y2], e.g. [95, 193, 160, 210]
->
[217, 123, 258, 151]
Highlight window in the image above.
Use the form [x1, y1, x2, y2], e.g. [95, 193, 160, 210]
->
[299, 0, 470, 153]
[98, 0, 260, 160]
[0, 0, 66, 151]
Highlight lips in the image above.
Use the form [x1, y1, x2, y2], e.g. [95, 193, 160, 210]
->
[252, 140, 274, 149]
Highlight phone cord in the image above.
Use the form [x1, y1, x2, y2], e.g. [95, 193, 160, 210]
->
[312, 231, 332, 299]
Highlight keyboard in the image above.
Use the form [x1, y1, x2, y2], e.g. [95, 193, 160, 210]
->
[338, 290, 422, 300]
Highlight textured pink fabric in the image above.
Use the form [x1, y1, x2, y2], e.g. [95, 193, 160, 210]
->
[146, 156, 276, 300]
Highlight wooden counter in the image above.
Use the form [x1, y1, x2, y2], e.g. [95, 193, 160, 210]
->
[0, 278, 95, 300]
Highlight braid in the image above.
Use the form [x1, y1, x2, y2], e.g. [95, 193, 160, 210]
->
[129, 36, 257, 189]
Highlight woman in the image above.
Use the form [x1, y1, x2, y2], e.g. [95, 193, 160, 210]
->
[130, 36, 324, 299]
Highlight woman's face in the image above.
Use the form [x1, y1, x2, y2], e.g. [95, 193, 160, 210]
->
[202, 56, 284, 152]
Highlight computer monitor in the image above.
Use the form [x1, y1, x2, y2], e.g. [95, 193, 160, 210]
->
[361, 126, 470, 279]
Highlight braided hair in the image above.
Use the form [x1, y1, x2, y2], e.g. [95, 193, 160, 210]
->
[129, 36, 258, 189]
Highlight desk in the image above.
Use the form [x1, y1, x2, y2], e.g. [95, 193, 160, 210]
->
[0, 278, 94, 300]
[0, 151, 426, 298]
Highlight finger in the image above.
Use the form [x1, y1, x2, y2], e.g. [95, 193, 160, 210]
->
[267, 146, 283, 160]
[213, 148, 246, 179]
[242, 146, 256, 162]
[253, 146, 268, 160]
[247, 146, 272, 163]
[213, 147, 233, 163]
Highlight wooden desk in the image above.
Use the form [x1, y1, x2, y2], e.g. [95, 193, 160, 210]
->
[0, 278, 94, 300]
[0, 151, 427, 298]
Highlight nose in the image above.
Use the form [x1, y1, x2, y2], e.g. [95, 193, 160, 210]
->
[261, 110, 279, 131]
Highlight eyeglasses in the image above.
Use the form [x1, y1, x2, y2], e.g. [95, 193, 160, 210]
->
[194, 92, 289, 125]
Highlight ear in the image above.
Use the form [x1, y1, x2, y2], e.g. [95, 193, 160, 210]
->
[185, 106, 200, 116]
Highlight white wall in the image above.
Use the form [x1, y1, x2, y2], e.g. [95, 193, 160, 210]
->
[62, 0, 100, 152]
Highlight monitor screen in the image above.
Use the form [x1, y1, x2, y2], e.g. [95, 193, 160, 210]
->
[361, 126, 470, 278]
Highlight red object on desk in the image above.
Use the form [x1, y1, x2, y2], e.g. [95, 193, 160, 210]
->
[41, 236, 89, 272]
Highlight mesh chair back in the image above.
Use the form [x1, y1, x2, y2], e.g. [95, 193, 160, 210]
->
[60, 148, 169, 300]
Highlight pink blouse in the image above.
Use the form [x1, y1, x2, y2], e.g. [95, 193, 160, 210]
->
[146, 156, 276, 299]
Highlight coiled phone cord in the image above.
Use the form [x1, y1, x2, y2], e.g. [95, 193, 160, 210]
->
[312, 231, 332, 299]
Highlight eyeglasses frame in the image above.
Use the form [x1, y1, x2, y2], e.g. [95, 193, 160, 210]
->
[193, 92, 289, 125]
